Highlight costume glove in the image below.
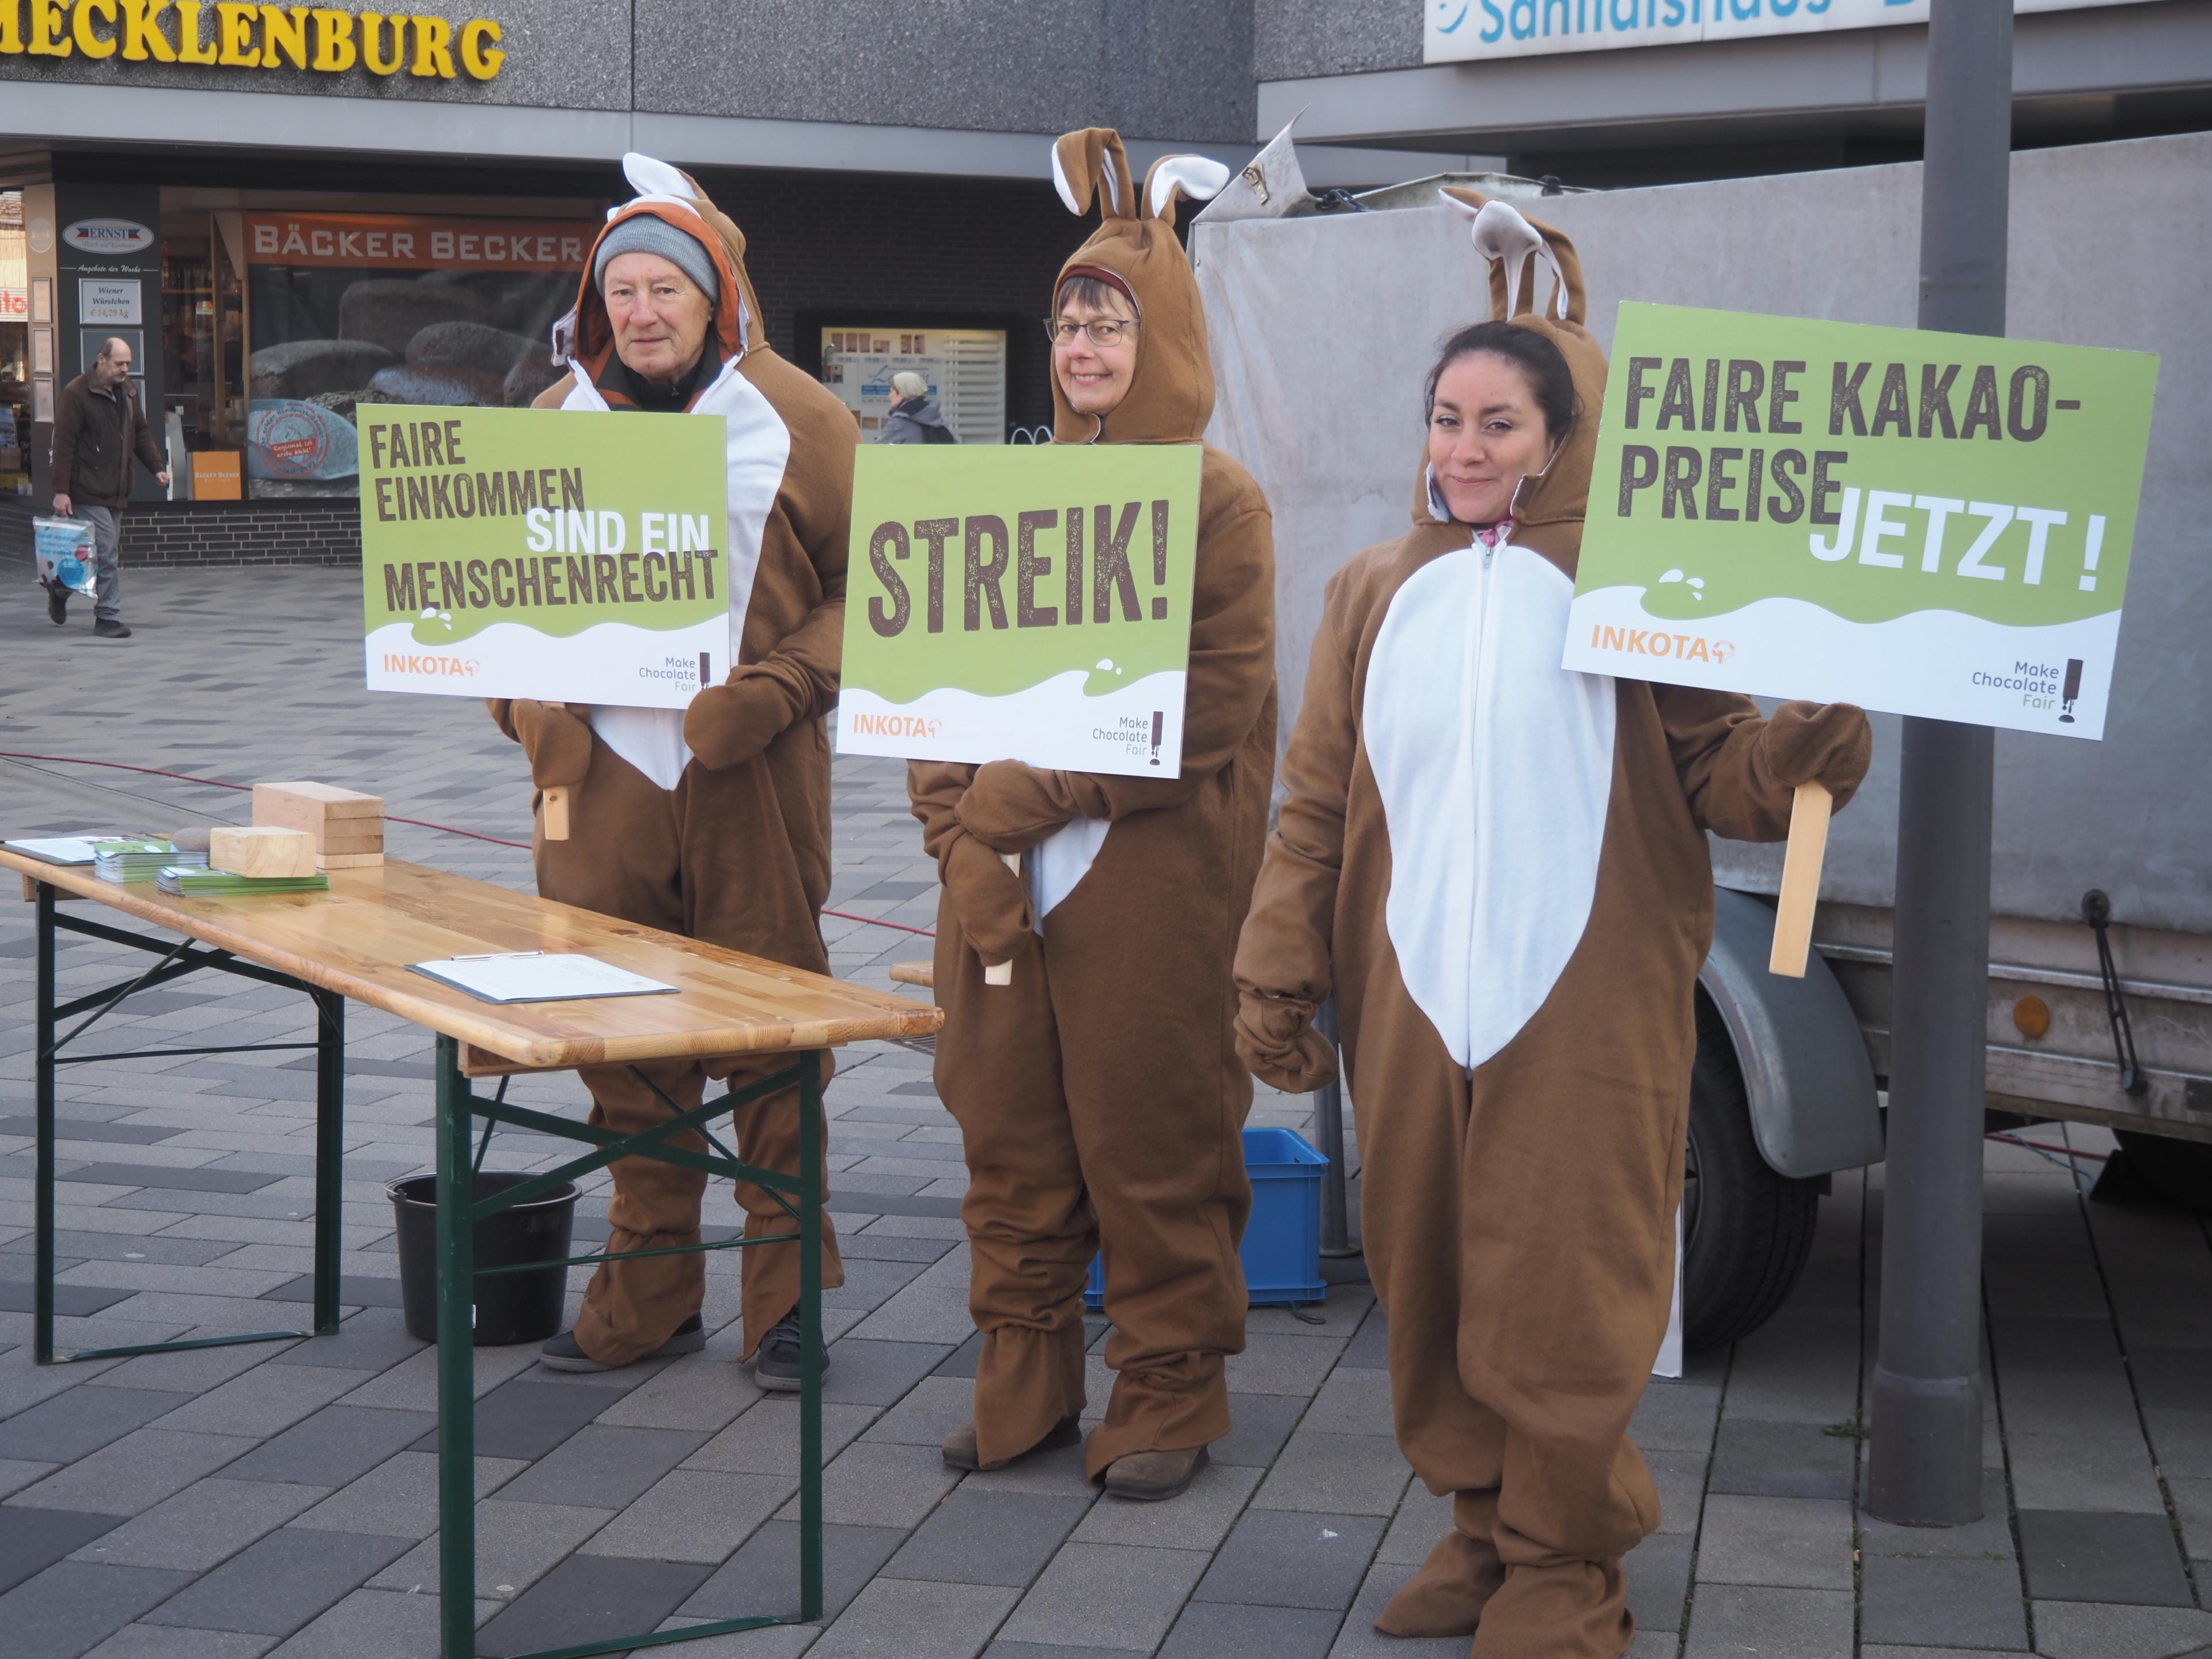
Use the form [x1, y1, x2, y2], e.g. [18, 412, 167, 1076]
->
[494, 699, 595, 790]
[941, 835, 1036, 966]
[1763, 701, 1873, 807]
[684, 672, 800, 770]
[955, 760, 1081, 854]
[1234, 991, 1339, 1094]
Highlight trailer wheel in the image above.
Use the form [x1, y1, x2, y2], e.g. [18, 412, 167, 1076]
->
[1682, 1000, 1822, 1352]
[2111, 1130, 2212, 1213]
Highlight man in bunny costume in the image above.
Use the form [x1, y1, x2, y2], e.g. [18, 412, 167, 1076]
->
[1233, 195, 1870, 1653]
[907, 128, 1277, 1501]
[488, 155, 859, 1382]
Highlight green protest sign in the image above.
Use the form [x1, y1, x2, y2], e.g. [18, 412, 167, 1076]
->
[836, 445, 1202, 776]
[360, 405, 730, 709]
[1561, 303, 2159, 739]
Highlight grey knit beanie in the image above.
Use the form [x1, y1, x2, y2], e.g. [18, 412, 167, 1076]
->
[594, 214, 721, 303]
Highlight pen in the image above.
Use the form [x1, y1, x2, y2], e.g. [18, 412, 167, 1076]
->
[448, 952, 547, 961]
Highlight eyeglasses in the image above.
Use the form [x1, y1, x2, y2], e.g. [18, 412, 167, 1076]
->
[1044, 316, 1139, 347]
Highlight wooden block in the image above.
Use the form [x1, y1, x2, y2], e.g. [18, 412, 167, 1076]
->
[317, 851, 385, 870]
[211, 825, 319, 880]
[542, 786, 571, 841]
[983, 851, 1020, 986]
[1767, 781, 1834, 979]
[257, 780, 384, 816]
[317, 827, 387, 855]
[889, 961, 934, 989]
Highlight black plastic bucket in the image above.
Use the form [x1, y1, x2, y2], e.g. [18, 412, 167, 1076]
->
[389, 1173, 579, 1346]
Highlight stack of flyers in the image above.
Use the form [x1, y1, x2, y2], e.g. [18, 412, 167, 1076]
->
[96, 840, 209, 884]
[156, 867, 329, 897]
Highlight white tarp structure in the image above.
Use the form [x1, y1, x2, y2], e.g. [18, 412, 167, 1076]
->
[1194, 130, 2212, 931]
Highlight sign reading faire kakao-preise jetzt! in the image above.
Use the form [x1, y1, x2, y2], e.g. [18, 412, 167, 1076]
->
[836, 445, 1202, 778]
[360, 406, 730, 709]
[1561, 302, 2160, 740]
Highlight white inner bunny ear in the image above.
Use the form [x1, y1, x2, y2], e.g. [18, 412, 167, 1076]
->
[623, 153, 699, 202]
[1050, 141, 1084, 215]
[1466, 199, 1566, 321]
[1149, 156, 1232, 217]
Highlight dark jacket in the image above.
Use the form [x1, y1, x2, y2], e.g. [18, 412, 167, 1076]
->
[879, 395, 956, 445]
[52, 371, 165, 509]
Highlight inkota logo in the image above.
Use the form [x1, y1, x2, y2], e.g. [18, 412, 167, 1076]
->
[62, 218, 153, 256]
[1586, 624, 1736, 666]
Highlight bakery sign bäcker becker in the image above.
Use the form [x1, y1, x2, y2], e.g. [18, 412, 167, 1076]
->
[0, 1, 506, 81]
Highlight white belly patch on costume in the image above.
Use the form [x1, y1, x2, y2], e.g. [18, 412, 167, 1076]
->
[564, 359, 791, 791]
[1026, 815, 1111, 929]
[1362, 540, 1616, 1073]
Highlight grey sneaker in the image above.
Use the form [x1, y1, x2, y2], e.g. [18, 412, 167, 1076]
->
[537, 1313, 704, 1373]
[45, 582, 65, 626]
[752, 1308, 827, 1392]
[93, 618, 132, 639]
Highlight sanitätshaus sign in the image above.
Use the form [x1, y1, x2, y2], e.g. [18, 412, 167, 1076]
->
[361, 406, 732, 709]
[1560, 303, 2159, 740]
[1426, 0, 2154, 65]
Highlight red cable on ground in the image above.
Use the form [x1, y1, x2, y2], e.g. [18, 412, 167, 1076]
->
[0, 749, 937, 938]
[1987, 1131, 2110, 1162]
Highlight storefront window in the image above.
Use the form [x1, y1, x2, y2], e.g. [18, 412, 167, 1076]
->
[820, 326, 1007, 444]
[239, 211, 589, 498]
[1, 192, 28, 497]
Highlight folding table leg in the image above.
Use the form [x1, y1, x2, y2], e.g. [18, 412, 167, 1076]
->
[313, 990, 346, 1335]
[434, 1036, 478, 1659]
[34, 882, 56, 1366]
[799, 1049, 824, 1624]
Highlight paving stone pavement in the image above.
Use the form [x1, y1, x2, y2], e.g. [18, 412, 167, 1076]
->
[1, 562, 2209, 1657]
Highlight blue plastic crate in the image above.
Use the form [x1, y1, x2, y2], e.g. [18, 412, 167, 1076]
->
[1085, 1126, 1328, 1310]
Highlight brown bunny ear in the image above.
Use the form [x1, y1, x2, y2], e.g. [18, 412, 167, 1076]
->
[1052, 127, 1136, 221]
[1141, 154, 1233, 224]
[1438, 186, 1588, 326]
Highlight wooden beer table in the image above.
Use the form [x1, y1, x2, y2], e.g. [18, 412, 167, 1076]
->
[2, 851, 941, 1659]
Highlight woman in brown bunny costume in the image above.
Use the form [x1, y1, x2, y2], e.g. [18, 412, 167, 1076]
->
[489, 154, 858, 1385]
[1233, 194, 1872, 1654]
[908, 128, 1277, 1501]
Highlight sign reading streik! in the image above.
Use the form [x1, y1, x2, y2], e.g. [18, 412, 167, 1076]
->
[361, 406, 732, 708]
[0, 2, 506, 81]
[1426, 0, 2155, 65]
[1560, 302, 2160, 740]
[837, 445, 1202, 778]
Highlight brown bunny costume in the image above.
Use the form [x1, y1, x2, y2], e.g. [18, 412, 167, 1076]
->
[487, 156, 859, 1371]
[907, 129, 1277, 1484]
[1232, 192, 1872, 1655]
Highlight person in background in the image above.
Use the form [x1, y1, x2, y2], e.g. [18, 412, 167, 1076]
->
[49, 336, 168, 639]
[878, 369, 957, 444]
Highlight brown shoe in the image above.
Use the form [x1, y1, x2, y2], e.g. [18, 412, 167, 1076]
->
[1101, 1444, 1210, 1502]
[1374, 1528, 1506, 1637]
[942, 1414, 1082, 1472]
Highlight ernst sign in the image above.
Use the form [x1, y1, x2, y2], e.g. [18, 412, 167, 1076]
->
[0, 2, 506, 81]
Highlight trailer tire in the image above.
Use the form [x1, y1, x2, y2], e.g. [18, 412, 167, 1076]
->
[1683, 1001, 1822, 1352]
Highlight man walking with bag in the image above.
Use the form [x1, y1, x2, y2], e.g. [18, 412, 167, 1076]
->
[49, 336, 167, 639]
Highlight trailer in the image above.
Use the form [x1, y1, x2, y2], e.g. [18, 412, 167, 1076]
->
[1192, 129, 2212, 1348]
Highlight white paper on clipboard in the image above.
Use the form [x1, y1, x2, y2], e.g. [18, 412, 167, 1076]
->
[411, 952, 677, 1004]
[3, 836, 104, 865]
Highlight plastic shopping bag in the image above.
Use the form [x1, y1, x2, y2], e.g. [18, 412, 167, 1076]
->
[34, 516, 97, 600]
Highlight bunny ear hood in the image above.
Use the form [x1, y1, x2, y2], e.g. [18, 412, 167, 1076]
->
[562, 154, 769, 395]
[1434, 187, 1609, 574]
[1049, 127, 1229, 444]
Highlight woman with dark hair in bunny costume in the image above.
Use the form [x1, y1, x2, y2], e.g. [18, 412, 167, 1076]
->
[908, 128, 1277, 1502]
[1233, 196, 1872, 1653]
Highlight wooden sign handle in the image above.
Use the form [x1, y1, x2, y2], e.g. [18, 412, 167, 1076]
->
[540, 702, 572, 841]
[984, 851, 1021, 986]
[1768, 781, 1834, 978]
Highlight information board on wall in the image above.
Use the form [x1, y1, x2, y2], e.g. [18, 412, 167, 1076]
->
[819, 327, 1007, 444]
[1561, 302, 2159, 740]
[837, 445, 1201, 777]
[359, 406, 730, 708]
